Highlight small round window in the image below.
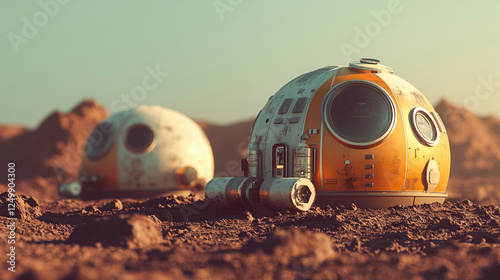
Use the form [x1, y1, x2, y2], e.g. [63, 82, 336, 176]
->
[410, 107, 440, 146]
[125, 124, 155, 153]
[84, 121, 116, 160]
[323, 80, 397, 146]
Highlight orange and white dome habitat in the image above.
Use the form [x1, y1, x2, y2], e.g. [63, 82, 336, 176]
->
[205, 58, 451, 210]
[59, 105, 214, 198]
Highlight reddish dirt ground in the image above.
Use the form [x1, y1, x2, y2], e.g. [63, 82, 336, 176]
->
[1, 99, 499, 279]
[0, 194, 499, 279]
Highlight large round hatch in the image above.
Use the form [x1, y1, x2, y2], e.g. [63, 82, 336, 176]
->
[323, 80, 397, 146]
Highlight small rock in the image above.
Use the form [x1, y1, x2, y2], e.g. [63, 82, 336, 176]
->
[148, 215, 162, 225]
[84, 205, 101, 213]
[246, 211, 255, 223]
[101, 199, 123, 211]
[351, 203, 358, 211]
[462, 199, 474, 207]
[334, 215, 345, 223]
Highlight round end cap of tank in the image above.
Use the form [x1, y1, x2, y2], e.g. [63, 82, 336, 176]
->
[290, 178, 316, 211]
[59, 181, 82, 198]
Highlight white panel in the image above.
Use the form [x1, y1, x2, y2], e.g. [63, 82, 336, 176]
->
[249, 66, 341, 178]
[117, 106, 214, 191]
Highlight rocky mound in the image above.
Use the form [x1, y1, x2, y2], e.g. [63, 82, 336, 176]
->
[435, 99, 500, 176]
[0, 125, 27, 142]
[0, 99, 108, 199]
[436, 99, 500, 205]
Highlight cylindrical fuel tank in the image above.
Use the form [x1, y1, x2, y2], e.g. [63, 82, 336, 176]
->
[204, 177, 316, 211]
[204, 177, 260, 208]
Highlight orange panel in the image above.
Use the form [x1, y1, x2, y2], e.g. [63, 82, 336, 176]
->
[393, 91, 451, 193]
[304, 68, 407, 192]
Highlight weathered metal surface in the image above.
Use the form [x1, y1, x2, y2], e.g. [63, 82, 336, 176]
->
[244, 59, 450, 207]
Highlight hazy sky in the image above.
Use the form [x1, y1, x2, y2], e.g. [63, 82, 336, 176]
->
[1, 0, 500, 128]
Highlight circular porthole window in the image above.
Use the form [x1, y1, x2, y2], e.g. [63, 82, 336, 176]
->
[125, 123, 155, 153]
[323, 80, 397, 146]
[84, 121, 116, 160]
[410, 107, 440, 146]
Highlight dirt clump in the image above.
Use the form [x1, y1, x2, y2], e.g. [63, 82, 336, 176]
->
[100, 199, 123, 211]
[67, 214, 163, 248]
[0, 192, 42, 220]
